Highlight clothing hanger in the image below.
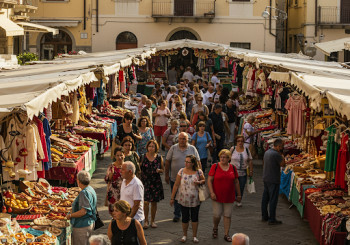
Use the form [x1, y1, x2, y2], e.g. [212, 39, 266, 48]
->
[341, 128, 350, 134]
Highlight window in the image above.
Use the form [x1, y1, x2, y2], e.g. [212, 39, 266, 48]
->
[230, 42, 251, 49]
[116, 31, 137, 50]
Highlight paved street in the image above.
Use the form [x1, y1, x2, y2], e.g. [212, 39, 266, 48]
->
[91, 152, 318, 244]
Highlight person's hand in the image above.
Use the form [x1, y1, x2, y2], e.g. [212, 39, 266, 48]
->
[249, 169, 253, 177]
[210, 193, 217, 201]
[170, 199, 174, 206]
[66, 214, 71, 220]
[236, 196, 242, 203]
[206, 143, 210, 148]
[193, 181, 200, 186]
[156, 169, 163, 174]
[165, 175, 170, 184]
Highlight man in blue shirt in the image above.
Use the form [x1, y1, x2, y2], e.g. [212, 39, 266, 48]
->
[261, 138, 285, 225]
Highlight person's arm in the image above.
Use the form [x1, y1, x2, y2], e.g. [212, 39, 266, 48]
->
[170, 174, 182, 205]
[194, 170, 205, 185]
[205, 106, 209, 116]
[191, 139, 196, 146]
[210, 124, 216, 146]
[135, 220, 147, 245]
[156, 156, 164, 174]
[207, 175, 216, 201]
[165, 160, 171, 184]
[129, 200, 141, 218]
[152, 109, 159, 117]
[235, 178, 242, 203]
[66, 208, 87, 219]
[162, 132, 170, 150]
[107, 222, 113, 241]
[248, 159, 253, 177]
[190, 107, 194, 123]
[280, 155, 286, 167]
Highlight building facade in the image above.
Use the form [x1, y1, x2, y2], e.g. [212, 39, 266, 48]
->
[28, 0, 93, 60]
[286, 0, 350, 62]
[90, 0, 277, 53]
[0, 0, 38, 55]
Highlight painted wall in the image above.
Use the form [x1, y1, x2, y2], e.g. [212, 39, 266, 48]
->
[28, 0, 93, 54]
[92, 0, 275, 53]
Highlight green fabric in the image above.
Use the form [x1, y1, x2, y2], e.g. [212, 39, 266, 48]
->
[88, 143, 98, 176]
[324, 125, 339, 172]
[290, 182, 304, 218]
[215, 56, 221, 71]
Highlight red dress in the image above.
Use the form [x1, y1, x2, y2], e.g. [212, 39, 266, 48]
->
[335, 133, 349, 189]
[208, 163, 238, 203]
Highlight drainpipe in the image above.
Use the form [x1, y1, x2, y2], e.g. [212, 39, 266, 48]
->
[83, 0, 86, 30]
[96, 0, 99, 32]
[285, 0, 289, 53]
[269, 0, 276, 37]
[315, 0, 318, 37]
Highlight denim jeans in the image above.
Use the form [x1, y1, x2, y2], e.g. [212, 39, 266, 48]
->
[261, 182, 280, 222]
[170, 180, 181, 219]
[237, 175, 247, 198]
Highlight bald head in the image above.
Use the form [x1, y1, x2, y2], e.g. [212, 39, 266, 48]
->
[232, 233, 249, 245]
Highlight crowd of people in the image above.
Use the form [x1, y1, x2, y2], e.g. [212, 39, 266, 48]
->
[68, 66, 286, 245]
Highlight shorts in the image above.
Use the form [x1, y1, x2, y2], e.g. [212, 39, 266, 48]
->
[154, 125, 167, 137]
[212, 200, 233, 218]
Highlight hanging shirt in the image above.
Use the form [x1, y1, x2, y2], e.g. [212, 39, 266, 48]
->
[284, 95, 306, 135]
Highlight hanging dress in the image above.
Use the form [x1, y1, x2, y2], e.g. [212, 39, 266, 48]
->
[335, 133, 349, 189]
[324, 125, 340, 173]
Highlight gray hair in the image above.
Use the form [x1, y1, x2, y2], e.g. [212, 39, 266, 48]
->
[89, 234, 111, 245]
[77, 170, 91, 186]
[124, 161, 136, 175]
[247, 115, 255, 121]
[231, 233, 249, 245]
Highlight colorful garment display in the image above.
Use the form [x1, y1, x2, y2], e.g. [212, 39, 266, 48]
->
[324, 125, 340, 172]
[335, 133, 349, 189]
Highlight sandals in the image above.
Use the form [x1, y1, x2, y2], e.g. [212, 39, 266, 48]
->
[151, 222, 157, 228]
[180, 236, 187, 243]
[212, 228, 218, 239]
[143, 221, 149, 229]
[224, 235, 232, 242]
[193, 237, 199, 243]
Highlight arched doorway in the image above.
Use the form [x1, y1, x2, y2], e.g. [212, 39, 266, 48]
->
[40, 30, 72, 60]
[116, 31, 137, 50]
[169, 30, 198, 41]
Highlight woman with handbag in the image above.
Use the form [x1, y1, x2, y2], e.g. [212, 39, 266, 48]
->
[230, 135, 253, 207]
[170, 155, 205, 243]
[207, 149, 241, 243]
[105, 146, 124, 214]
[140, 140, 164, 229]
[190, 95, 209, 126]
[66, 170, 97, 245]
[108, 200, 147, 245]
[115, 112, 141, 147]
[191, 121, 212, 173]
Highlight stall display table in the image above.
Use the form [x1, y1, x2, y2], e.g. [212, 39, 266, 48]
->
[45, 151, 86, 184]
[304, 195, 347, 245]
[76, 131, 110, 154]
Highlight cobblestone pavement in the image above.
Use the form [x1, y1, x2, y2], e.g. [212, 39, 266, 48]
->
[91, 152, 318, 245]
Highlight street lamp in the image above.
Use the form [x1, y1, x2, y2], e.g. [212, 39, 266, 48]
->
[261, 6, 288, 20]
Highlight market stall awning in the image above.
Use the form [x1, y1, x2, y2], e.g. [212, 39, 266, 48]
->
[345, 42, 350, 51]
[315, 38, 350, 56]
[0, 15, 24, 36]
[268, 72, 290, 83]
[16, 22, 59, 35]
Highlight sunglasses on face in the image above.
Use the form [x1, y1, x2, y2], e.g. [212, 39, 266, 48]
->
[180, 125, 187, 127]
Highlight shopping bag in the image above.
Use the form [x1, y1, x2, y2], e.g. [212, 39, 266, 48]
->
[198, 184, 210, 201]
[247, 177, 256, 194]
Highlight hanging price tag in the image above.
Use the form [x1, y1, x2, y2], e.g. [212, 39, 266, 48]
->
[27, 188, 34, 196]
[44, 230, 53, 237]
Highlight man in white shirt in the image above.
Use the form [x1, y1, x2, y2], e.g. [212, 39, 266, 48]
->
[211, 70, 220, 89]
[120, 161, 145, 225]
[182, 66, 194, 82]
[202, 82, 215, 111]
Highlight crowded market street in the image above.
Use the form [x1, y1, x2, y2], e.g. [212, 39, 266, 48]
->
[90, 151, 318, 245]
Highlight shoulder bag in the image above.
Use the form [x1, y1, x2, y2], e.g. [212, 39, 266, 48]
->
[85, 189, 104, 230]
[197, 170, 210, 202]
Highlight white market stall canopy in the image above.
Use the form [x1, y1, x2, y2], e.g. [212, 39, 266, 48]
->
[315, 37, 350, 56]
[2, 39, 350, 120]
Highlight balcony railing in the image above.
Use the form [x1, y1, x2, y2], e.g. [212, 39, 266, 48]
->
[318, 6, 350, 25]
[152, 0, 215, 18]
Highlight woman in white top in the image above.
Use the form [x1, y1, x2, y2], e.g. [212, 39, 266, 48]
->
[230, 135, 253, 207]
[153, 99, 171, 146]
[190, 95, 209, 126]
[170, 155, 205, 243]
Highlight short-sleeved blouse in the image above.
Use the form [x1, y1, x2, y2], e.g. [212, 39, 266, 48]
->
[230, 147, 252, 176]
[176, 168, 203, 207]
[208, 164, 238, 203]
